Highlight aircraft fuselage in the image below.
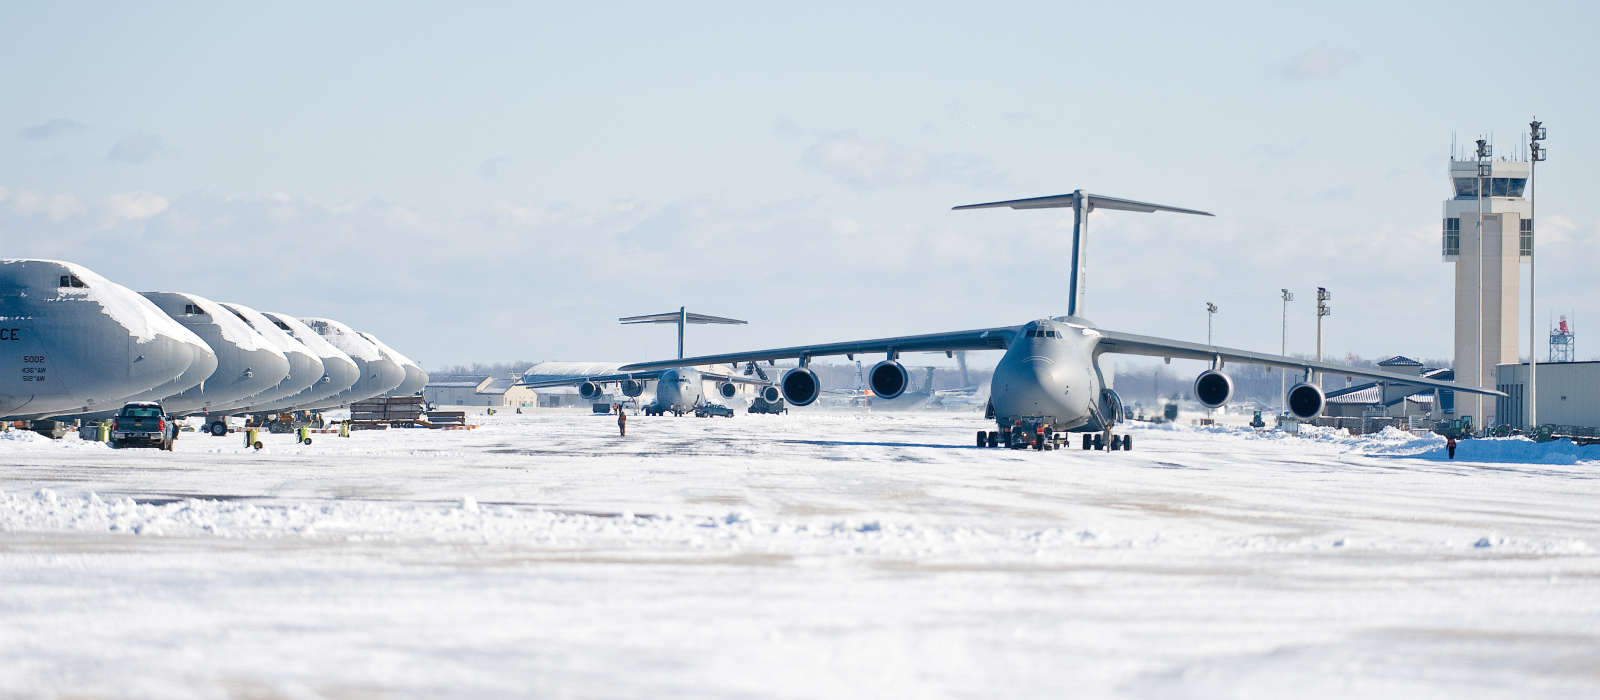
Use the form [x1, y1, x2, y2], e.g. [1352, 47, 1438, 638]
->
[987, 318, 1111, 432]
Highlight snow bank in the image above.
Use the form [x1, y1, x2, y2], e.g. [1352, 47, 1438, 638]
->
[1131, 421, 1600, 465]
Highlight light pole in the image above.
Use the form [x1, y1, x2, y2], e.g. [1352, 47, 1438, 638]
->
[1206, 303, 1218, 346]
[1316, 288, 1331, 387]
[1281, 289, 1293, 414]
[1528, 120, 1546, 431]
[1474, 137, 1491, 432]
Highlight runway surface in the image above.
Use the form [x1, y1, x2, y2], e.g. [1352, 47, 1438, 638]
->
[2, 412, 1598, 699]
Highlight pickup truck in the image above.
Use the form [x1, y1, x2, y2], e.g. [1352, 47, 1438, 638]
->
[694, 403, 735, 418]
[111, 402, 176, 450]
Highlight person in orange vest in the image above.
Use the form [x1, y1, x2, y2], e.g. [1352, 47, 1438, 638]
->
[1446, 435, 1457, 460]
[617, 405, 627, 437]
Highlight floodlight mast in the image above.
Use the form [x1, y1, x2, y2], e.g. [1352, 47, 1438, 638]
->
[953, 191, 1213, 317]
[1528, 119, 1546, 431]
[1281, 289, 1293, 414]
[619, 306, 748, 360]
[1316, 287, 1331, 388]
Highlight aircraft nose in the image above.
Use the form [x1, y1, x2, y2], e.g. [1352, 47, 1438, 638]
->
[129, 335, 198, 392]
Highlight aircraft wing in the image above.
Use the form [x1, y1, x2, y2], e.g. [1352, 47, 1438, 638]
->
[697, 372, 773, 386]
[619, 326, 1020, 372]
[517, 370, 667, 389]
[1093, 329, 1504, 397]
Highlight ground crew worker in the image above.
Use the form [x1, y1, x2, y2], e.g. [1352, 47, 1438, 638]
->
[617, 405, 627, 437]
[1446, 435, 1457, 460]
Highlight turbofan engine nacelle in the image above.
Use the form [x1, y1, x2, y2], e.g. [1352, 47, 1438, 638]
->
[1287, 382, 1326, 420]
[781, 368, 821, 406]
[621, 379, 646, 397]
[760, 386, 781, 403]
[868, 361, 910, 400]
[1193, 370, 1233, 409]
[717, 382, 738, 399]
[579, 381, 604, 400]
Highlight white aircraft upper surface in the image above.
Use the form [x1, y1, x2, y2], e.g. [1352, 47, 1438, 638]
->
[260, 312, 360, 409]
[358, 331, 428, 397]
[620, 191, 1505, 446]
[1, 260, 212, 420]
[299, 317, 406, 408]
[214, 302, 323, 412]
[139, 292, 290, 416]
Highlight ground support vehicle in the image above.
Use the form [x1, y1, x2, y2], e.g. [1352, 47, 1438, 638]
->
[110, 402, 176, 450]
[1533, 424, 1600, 446]
[747, 396, 787, 415]
[695, 403, 734, 418]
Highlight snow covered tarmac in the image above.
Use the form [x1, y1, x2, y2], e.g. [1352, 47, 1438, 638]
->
[3, 413, 1598, 699]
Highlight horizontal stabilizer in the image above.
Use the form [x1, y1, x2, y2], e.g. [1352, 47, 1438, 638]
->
[620, 311, 748, 325]
[954, 192, 1212, 217]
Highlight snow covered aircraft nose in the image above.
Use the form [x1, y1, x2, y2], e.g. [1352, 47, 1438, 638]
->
[140, 292, 287, 415]
[0, 259, 210, 419]
[298, 317, 406, 408]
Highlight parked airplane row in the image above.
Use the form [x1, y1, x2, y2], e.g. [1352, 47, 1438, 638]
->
[0, 259, 427, 433]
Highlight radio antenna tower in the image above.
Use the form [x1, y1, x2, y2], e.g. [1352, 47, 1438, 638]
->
[1550, 315, 1575, 363]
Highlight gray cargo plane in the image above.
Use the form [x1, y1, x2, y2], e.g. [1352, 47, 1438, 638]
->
[137, 292, 289, 415]
[259, 312, 361, 409]
[213, 302, 324, 412]
[621, 191, 1504, 449]
[517, 307, 771, 415]
[359, 331, 428, 397]
[1, 260, 213, 420]
[299, 317, 407, 408]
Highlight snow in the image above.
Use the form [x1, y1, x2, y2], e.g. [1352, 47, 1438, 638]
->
[38, 259, 208, 349]
[178, 292, 276, 353]
[2, 413, 1598, 698]
[298, 316, 383, 362]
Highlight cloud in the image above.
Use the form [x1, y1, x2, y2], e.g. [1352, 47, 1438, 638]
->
[1281, 45, 1360, 80]
[8, 189, 84, 222]
[800, 131, 1000, 190]
[20, 118, 88, 140]
[104, 192, 169, 222]
[106, 132, 163, 163]
[479, 157, 509, 180]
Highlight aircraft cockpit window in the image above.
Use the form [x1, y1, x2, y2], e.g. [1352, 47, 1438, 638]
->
[58, 275, 86, 288]
[183, 304, 205, 315]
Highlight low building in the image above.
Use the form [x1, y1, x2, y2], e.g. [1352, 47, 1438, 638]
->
[1495, 361, 1600, 430]
[1322, 357, 1447, 420]
[423, 374, 541, 408]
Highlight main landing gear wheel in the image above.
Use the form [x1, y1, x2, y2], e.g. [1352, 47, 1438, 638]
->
[976, 430, 987, 447]
[1082, 434, 1092, 450]
[252, 440, 264, 450]
[1093, 434, 1104, 451]
[210, 421, 227, 436]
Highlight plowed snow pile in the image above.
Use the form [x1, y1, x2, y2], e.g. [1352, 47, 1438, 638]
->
[3, 413, 1598, 699]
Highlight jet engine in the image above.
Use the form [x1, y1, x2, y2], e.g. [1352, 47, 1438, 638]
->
[1193, 369, 1233, 409]
[1286, 382, 1326, 420]
[717, 382, 738, 399]
[760, 386, 781, 403]
[579, 381, 605, 400]
[621, 379, 646, 397]
[868, 361, 910, 400]
[781, 368, 820, 406]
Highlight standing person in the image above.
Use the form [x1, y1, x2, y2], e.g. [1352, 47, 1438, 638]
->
[617, 405, 627, 437]
[1446, 435, 1457, 460]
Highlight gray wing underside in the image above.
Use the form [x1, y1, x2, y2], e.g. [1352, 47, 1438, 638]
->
[1094, 329, 1505, 397]
[619, 326, 1020, 372]
[697, 372, 773, 385]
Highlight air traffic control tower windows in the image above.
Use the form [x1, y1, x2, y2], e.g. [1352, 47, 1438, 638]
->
[1453, 177, 1527, 198]
[1520, 218, 1533, 259]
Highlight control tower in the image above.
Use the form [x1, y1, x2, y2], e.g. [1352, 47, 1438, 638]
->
[1442, 151, 1531, 427]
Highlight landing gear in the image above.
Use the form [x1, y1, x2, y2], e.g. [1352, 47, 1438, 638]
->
[209, 421, 227, 436]
[976, 430, 988, 447]
[1082, 434, 1092, 450]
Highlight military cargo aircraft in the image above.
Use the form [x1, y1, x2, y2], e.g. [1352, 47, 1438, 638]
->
[212, 302, 324, 412]
[298, 317, 407, 408]
[516, 307, 771, 415]
[621, 191, 1505, 449]
[138, 292, 289, 415]
[1, 260, 213, 420]
[358, 331, 428, 397]
[259, 312, 361, 409]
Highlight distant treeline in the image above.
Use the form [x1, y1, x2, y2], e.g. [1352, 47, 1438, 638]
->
[431, 361, 538, 379]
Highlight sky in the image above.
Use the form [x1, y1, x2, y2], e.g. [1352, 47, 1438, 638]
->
[3, 1, 1598, 372]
